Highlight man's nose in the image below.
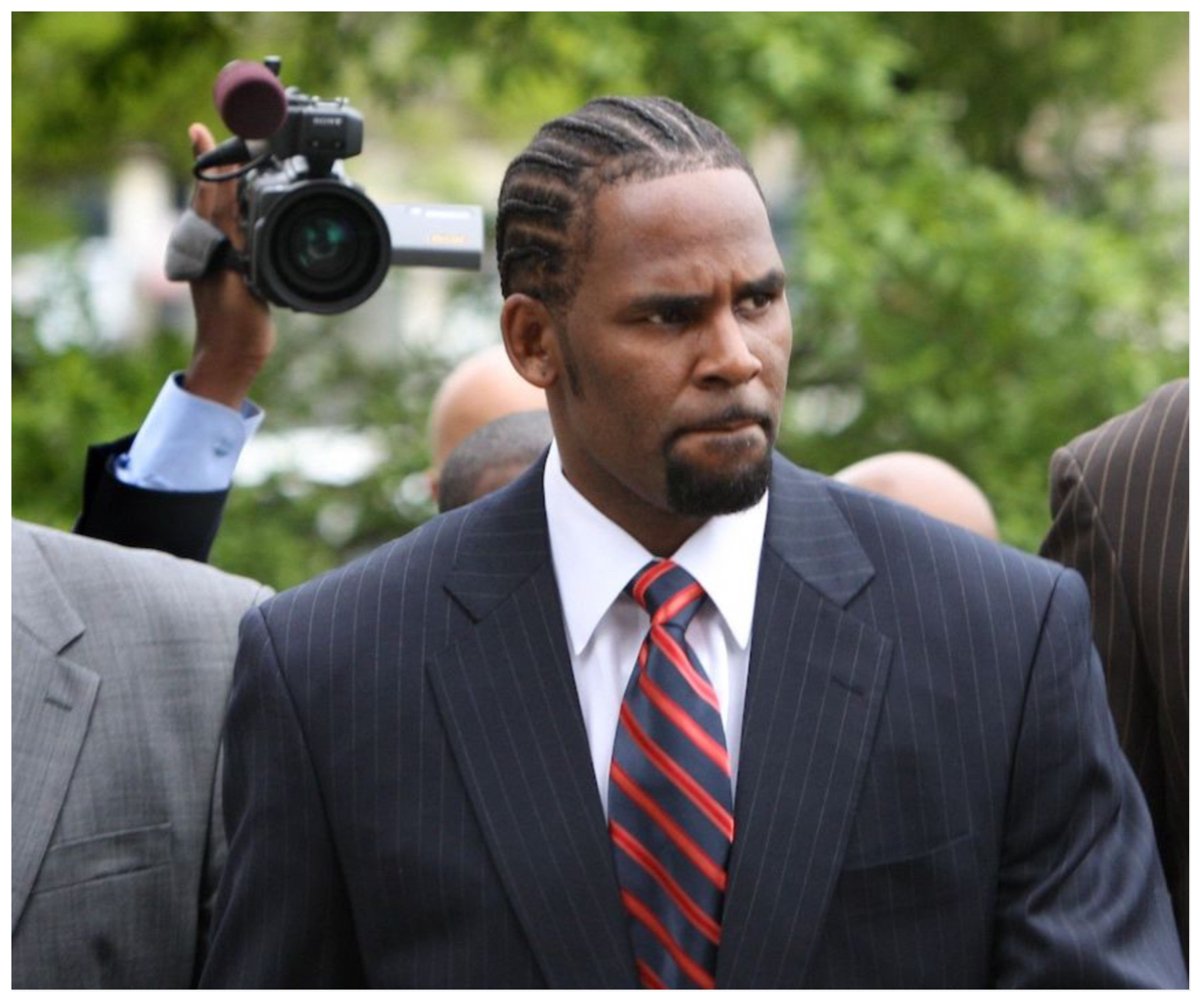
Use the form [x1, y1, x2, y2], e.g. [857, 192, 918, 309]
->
[694, 311, 763, 387]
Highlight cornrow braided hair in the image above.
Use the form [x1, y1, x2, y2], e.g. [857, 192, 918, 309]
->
[496, 96, 761, 311]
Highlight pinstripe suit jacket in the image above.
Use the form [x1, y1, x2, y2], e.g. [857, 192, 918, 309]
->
[1041, 379, 1189, 957]
[11, 520, 268, 987]
[201, 454, 1184, 987]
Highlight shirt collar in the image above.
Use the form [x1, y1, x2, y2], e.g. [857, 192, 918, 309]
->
[543, 439, 768, 656]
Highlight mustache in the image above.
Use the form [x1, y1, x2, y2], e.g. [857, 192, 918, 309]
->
[668, 405, 776, 443]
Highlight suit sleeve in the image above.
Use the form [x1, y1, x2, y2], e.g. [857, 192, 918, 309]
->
[1039, 446, 1148, 784]
[199, 605, 365, 987]
[73, 435, 229, 562]
[991, 567, 1184, 986]
[192, 743, 228, 986]
[1040, 444, 1135, 682]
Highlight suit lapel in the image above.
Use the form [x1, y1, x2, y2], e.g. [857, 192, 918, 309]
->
[11, 523, 101, 929]
[427, 462, 637, 988]
[427, 458, 893, 987]
[716, 460, 893, 987]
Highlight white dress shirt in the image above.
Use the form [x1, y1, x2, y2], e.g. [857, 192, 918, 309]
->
[543, 440, 768, 817]
[115, 372, 263, 491]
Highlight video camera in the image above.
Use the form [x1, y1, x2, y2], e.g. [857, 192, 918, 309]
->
[192, 56, 483, 314]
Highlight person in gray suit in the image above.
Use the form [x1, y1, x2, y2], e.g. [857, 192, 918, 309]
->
[201, 97, 1183, 988]
[11, 519, 269, 987]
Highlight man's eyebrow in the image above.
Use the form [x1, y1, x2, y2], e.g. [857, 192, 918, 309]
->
[736, 269, 787, 299]
[624, 270, 787, 316]
[624, 292, 710, 316]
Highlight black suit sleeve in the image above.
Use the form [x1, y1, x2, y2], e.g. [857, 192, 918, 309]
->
[73, 434, 229, 563]
[992, 568, 1184, 986]
[200, 604, 365, 987]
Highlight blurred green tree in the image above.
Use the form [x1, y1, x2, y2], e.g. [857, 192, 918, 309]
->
[406, 11, 1186, 548]
[11, 12, 1187, 585]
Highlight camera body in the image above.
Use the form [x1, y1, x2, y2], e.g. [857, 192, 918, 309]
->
[267, 91, 365, 168]
[216, 59, 482, 314]
[240, 140, 392, 315]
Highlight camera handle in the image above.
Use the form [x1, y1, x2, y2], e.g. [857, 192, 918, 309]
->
[164, 208, 247, 282]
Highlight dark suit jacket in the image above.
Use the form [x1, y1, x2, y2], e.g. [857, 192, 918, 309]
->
[74, 434, 229, 562]
[1041, 378, 1189, 957]
[201, 454, 1183, 988]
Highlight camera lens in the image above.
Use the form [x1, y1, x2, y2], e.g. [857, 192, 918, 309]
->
[287, 213, 359, 281]
[257, 182, 390, 313]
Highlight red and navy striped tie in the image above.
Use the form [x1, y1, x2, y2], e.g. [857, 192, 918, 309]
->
[609, 559, 734, 989]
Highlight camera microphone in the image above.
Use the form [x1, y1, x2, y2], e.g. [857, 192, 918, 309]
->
[213, 59, 288, 139]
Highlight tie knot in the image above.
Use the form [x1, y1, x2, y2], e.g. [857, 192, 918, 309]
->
[626, 559, 706, 632]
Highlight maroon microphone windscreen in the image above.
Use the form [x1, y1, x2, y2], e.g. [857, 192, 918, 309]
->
[213, 61, 288, 139]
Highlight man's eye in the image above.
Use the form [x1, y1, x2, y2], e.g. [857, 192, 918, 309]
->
[739, 292, 774, 314]
[647, 306, 692, 327]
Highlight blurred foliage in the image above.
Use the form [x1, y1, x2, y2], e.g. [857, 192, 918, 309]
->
[12, 313, 189, 529]
[878, 12, 1184, 183]
[11, 11, 1188, 586]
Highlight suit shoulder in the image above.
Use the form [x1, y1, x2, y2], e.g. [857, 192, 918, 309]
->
[255, 502, 480, 624]
[810, 475, 1096, 677]
[1059, 378, 1188, 478]
[13, 521, 264, 701]
[823, 474, 1065, 595]
[15, 520, 266, 624]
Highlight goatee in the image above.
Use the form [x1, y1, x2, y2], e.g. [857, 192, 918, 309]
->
[665, 449, 773, 516]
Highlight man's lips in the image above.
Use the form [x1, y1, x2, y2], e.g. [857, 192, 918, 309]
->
[670, 409, 773, 443]
[687, 420, 759, 433]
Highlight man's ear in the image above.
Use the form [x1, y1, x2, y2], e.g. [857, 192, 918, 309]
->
[501, 293, 559, 390]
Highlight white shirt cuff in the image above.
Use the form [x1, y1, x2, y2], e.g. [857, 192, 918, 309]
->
[114, 372, 264, 492]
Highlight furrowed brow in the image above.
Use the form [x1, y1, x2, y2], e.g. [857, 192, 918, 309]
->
[737, 269, 787, 300]
[624, 292, 710, 316]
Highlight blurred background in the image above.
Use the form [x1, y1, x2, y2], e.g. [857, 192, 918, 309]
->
[11, 11, 1188, 589]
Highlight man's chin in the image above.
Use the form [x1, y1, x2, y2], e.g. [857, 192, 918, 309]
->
[664, 449, 773, 517]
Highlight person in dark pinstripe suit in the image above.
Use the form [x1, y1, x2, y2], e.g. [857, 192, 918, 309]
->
[200, 97, 1184, 988]
[1041, 378, 1189, 961]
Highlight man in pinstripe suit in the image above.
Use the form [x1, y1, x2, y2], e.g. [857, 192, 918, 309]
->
[1041, 379, 1189, 961]
[201, 97, 1184, 988]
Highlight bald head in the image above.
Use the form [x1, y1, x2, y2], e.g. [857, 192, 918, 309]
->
[438, 410, 554, 513]
[834, 451, 999, 541]
[428, 344, 548, 497]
